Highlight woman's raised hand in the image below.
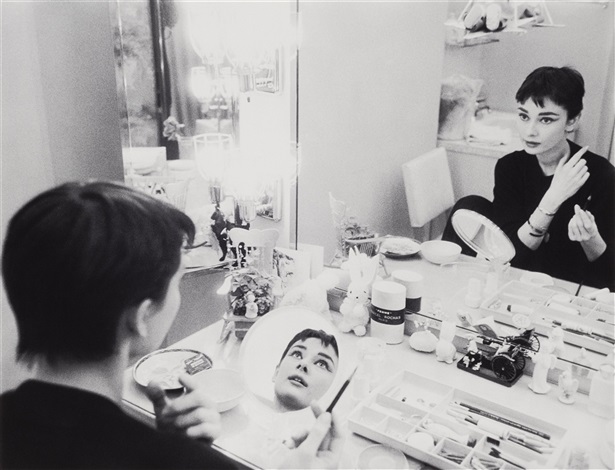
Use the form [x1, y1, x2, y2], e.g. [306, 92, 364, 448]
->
[544, 146, 589, 210]
[146, 373, 222, 441]
[568, 204, 607, 262]
[280, 402, 344, 469]
[568, 204, 598, 242]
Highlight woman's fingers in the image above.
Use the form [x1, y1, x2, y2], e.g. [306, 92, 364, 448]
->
[568, 220, 581, 241]
[148, 373, 222, 441]
[298, 413, 332, 455]
[146, 381, 170, 415]
[567, 146, 589, 166]
[170, 406, 220, 429]
[569, 206, 597, 242]
[185, 422, 222, 440]
[161, 375, 218, 418]
[575, 205, 593, 230]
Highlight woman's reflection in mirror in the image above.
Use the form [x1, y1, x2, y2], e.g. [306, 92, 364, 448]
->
[443, 66, 614, 290]
[273, 329, 339, 413]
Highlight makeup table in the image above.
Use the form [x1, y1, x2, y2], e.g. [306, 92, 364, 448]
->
[122, 255, 614, 469]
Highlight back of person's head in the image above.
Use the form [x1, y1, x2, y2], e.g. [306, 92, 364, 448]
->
[2, 181, 195, 366]
[278, 329, 339, 365]
[516, 66, 585, 119]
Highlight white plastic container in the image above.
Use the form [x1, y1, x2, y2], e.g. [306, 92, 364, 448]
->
[370, 281, 406, 344]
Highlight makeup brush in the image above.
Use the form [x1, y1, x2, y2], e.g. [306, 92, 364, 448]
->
[326, 366, 358, 413]
[575, 194, 593, 296]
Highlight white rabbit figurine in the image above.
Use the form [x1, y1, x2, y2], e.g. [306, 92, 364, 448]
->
[338, 248, 379, 336]
[339, 283, 370, 336]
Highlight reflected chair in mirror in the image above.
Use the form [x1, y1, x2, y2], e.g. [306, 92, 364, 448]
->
[402, 148, 455, 242]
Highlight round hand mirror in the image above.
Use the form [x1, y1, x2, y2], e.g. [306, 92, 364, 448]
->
[239, 306, 348, 414]
[451, 209, 515, 264]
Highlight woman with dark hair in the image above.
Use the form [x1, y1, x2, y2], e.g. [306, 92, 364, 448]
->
[493, 66, 614, 289]
[0, 181, 342, 469]
[444, 66, 614, 289]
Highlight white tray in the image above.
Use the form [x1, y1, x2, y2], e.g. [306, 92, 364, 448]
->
[480, 280, 614, 355]
[347, 370, 567, 469]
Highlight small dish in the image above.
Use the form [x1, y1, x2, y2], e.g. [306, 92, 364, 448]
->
[420, 240, 461, 265]
[357, 445, 410, 470]
[381, 237, 421, 259]
[133, 348, 213, 390]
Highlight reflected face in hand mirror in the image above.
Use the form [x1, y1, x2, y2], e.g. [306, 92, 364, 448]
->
[273, 331, 339, 413]
[452, 209, 515, 264]
[239, 307, 346, 414]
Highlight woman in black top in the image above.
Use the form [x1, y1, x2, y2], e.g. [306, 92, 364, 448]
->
[491, 66, 614, 290]
[0, 182, 342, 469]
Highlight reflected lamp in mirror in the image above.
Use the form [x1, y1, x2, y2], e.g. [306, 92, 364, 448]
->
[193, 133, 233, 207]
[194, 133, 286, 226]
[190, 66, 214, 103]
[186, 2, 285, 96]
[451, 209, 515, 264]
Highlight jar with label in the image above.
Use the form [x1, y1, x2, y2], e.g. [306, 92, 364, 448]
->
[370, 281, 406, 344]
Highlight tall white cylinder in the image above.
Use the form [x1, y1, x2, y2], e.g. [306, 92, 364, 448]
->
[370, 281, 406, 344]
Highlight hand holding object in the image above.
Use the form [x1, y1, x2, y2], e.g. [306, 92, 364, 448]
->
[146, 373, 222, 441]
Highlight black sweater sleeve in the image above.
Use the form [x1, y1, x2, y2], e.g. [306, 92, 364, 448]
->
[492, 151, 540, 270]
[491, 145, 615, 289]
[582, 154, 615, 290]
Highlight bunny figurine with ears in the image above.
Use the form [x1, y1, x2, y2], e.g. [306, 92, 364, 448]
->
[339, 248, 380, 336]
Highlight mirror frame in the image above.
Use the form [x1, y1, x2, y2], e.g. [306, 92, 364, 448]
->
[452, 209, 516, 263]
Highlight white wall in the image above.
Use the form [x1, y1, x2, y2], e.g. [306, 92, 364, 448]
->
[297, 1, 449, 261]
[1, 2, 124, 392]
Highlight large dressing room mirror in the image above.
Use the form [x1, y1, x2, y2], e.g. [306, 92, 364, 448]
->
[112, 1, 614, 346]
[113, 1, 613, 258]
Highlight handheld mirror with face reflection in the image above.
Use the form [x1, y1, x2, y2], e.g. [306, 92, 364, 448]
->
[239, 306, 347, 413]
[451, 209, 515, 264]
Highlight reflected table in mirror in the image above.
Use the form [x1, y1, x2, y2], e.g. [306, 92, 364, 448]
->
[122, 254, 612, 469]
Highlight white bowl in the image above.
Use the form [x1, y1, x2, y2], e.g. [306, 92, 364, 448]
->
[357, 445, 410, 470]
[420, 240, 461, 265]
[192, 368, 246, 412]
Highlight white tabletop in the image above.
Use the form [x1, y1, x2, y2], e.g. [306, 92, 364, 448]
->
[122, 255, 613, 469]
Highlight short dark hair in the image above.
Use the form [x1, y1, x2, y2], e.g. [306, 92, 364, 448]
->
[278, 329, 339, 365]
[2, 181, 195, 365]
[515, 66, 585, 119]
